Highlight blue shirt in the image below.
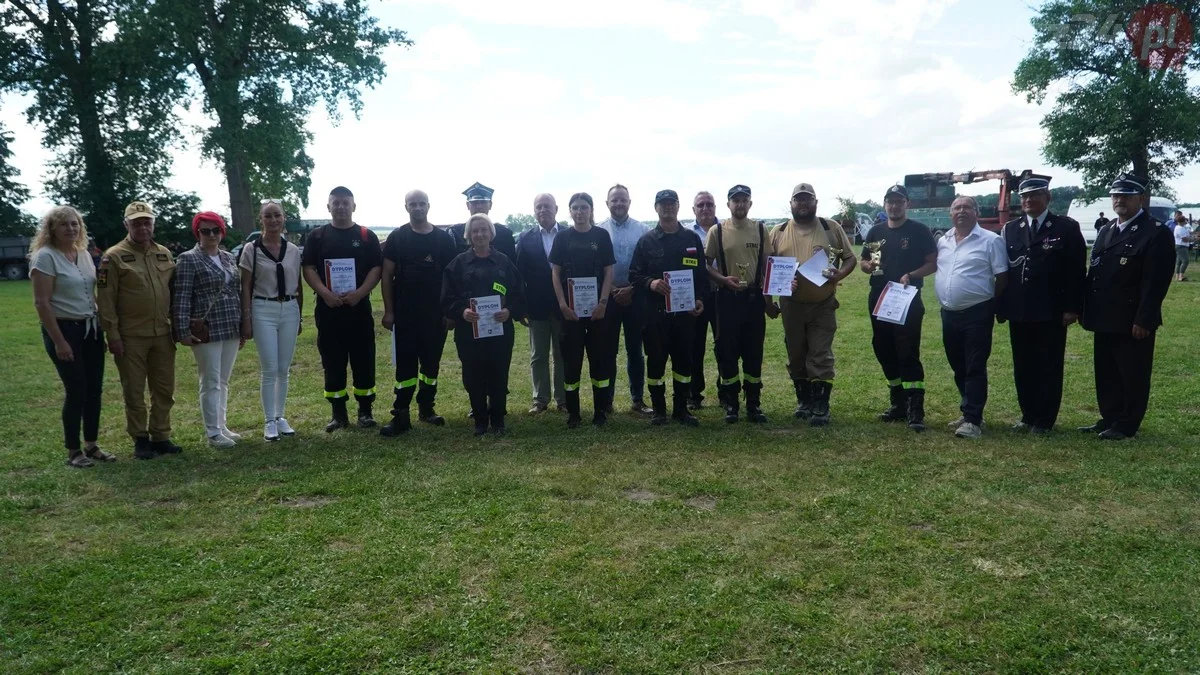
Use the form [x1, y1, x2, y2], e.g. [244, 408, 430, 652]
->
[598, 217, 648, 285]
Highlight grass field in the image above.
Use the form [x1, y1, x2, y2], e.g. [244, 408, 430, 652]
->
[2, 271, 1198, 673]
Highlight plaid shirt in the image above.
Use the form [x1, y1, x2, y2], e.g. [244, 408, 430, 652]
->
[172, 246, 242, 342]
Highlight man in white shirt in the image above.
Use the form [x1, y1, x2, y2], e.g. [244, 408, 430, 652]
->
[935, 196, 1009, 439]
[598, 184, 651, 415]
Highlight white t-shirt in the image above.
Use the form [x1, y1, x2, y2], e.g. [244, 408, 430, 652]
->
[30, 247, 97, 319]
[1174, 224, 1192, 246]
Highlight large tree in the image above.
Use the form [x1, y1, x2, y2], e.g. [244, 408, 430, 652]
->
[155, 0, 410, 233]
[0, 0, 195, 244]
[0, 124, 36, 236]
[1014, 1, 1200, 198]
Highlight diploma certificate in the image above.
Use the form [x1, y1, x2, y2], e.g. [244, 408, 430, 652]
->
[763, 256, 799, 296]
[471, 295, 504, 339]
[872, 281, 919, 325]
[664, 270, 695, 313]
[568, 277, 599, 318]
[324, 258, 357, 295]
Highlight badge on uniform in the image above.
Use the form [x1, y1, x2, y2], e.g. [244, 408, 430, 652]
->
[590, 243, 598, 251]
[97, 257, 110, 288]
[492, 281, 507, 295]
[120, 254, 136, 262]
[1131, 225, 1139, 232]
[900, 238, 910, 250]
[351, 240, 361, 248]
[1120, 257, 1128, 265]
[156, 253, 168, 261]
[682, 257, 698, 267]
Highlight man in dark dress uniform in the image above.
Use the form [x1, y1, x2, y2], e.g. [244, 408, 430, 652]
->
[996, 177, 1087, 433]
[450, 182, 518, 261]
[1079, 174, 1175, 440]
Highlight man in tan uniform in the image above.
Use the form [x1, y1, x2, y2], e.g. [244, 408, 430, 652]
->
[97, 201, 181, 459]
[766, 183, 857, 426]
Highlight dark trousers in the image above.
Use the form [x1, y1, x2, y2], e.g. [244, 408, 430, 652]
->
[1009, 320, 1067, 429]
[392, 308, 448, 414]
[315, 303, 376, 404]
[1093, 331, 1157, 436]
[562, 315, 616, 408]
[941, 300, 995, 425]
[690, 291, 716, 402]
[869, 292, 926, 388]
[643, 309, 696, 398]
[42, 320, 105, 451]
[455, 326, 514, 427]
[714, 289, 766, 404]
[609, 291, 646, 404]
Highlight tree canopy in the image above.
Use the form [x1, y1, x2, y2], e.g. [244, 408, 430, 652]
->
[0, 124, 35, 237]
[1013, 1, 1200, 198]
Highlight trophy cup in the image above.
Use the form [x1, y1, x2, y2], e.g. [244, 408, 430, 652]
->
[736, 262, 750, 290]
[824, 246, 843, 278]
[866, 240, 886, 276]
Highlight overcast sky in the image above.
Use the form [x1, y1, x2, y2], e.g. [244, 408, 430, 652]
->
[4, 0, 1199, 225]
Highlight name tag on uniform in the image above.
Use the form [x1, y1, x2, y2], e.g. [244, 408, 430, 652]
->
[156, 253, 169, 261]
[120, 254, 136, 262]
[492, 281, 507, 295]
[682, 257, 698, 267]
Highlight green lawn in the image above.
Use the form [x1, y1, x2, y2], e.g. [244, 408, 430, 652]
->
[2, 272, 1198, 673]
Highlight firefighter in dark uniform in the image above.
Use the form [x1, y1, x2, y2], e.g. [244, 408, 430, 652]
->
[628, 190, 706, 427]
[441, 214, 527, 436]
[380, 189, 458, 436]
[450, 182, 518, 261]
[1079, 173, 1175, 440]
[705, 185, 769, 424]
[301, 186, 383, 432]
[995, 177, 1087, 433]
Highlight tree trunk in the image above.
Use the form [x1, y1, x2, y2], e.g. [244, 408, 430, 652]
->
[224, 153, 255, 234]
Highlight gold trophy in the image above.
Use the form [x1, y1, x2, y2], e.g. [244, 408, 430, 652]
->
[866, 240, 886, 276]
[824, 247, 843, 278]
[736, 262, 750, 290]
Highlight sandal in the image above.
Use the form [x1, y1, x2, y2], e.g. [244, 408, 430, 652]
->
[84, 446, 118, 462]
[66, 452, 95, 469]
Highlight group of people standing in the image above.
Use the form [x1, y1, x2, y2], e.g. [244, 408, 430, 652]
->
[29, 172, 1177, 467]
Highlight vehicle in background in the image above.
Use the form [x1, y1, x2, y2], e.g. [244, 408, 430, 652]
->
[0, 237, 31, 280]
[901, 169, 1048, 238]
[1068, 196, 1177, 246]
[230, 231, 262, 262]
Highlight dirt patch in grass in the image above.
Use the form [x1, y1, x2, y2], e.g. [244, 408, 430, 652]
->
[971, 557, 1029, 578]
[909, 522, 934, 532]
[326, 539, 362, 553]
[279, 495, 337, 508]
[684, 495, 718, 511]
[625, 489, 661, 503]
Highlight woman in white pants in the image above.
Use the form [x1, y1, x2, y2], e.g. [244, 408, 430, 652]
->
[172, 211, 244, 448]
[239, 200, 303, 441]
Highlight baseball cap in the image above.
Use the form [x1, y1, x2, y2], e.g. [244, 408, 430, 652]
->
[124, 201, 155, 220]
[727, 185, 752, 199]
[792, 183, 816, 198]
[654, 189, 679, 204]
[884, 184, 908, 200]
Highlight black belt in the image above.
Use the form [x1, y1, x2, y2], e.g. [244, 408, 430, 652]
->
[254, 295, 297, 302]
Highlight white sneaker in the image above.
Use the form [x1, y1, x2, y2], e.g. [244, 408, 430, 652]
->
[220, 427, 243, 441]
[954, 422, 983, 439]
[208, 433, 236, 449]
[275, 417, 295, 436]
[947, 416, 985, 429]
[264, 420, 280, 442]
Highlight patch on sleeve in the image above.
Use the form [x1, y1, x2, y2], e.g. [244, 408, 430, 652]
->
[492, 281, 507, 295]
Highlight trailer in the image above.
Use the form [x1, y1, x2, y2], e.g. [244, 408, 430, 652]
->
[901, 169, 1050, 237]
[0, 237, 31, 280]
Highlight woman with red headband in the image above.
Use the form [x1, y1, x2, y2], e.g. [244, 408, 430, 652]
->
[171, 211, 244, 448]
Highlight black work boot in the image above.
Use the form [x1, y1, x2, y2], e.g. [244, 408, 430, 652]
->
[745, 385, 768, 424]
[792, 379, 813, 420]
[418, 403, 445, 427]
[649, 385, 668, 426]
[672, 394, 699, 427]
[565, 390, 582, 429]
[809, 381, 831, 427]
[379, 408, 412, 437]
[878, 385, 907, 422]
[133, 436, 155, 460]
[325, 399, 350, 433]
[906, 389, 926, 432]
[473, 410, 489, 437]
[151, 438, 183, 455]
[357, 401, 377, 428]
[719, 384, 740, 423]
[592, 387, 609, 426]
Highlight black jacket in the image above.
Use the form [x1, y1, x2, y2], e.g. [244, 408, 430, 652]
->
[628, 224, 707, 313]
[1081, 210, 1175, 333]
[996, 211, 1087, 322]
[450, 222, 518, 262]
[515, 226, 563, 321]
[441, 249, 527, 333]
